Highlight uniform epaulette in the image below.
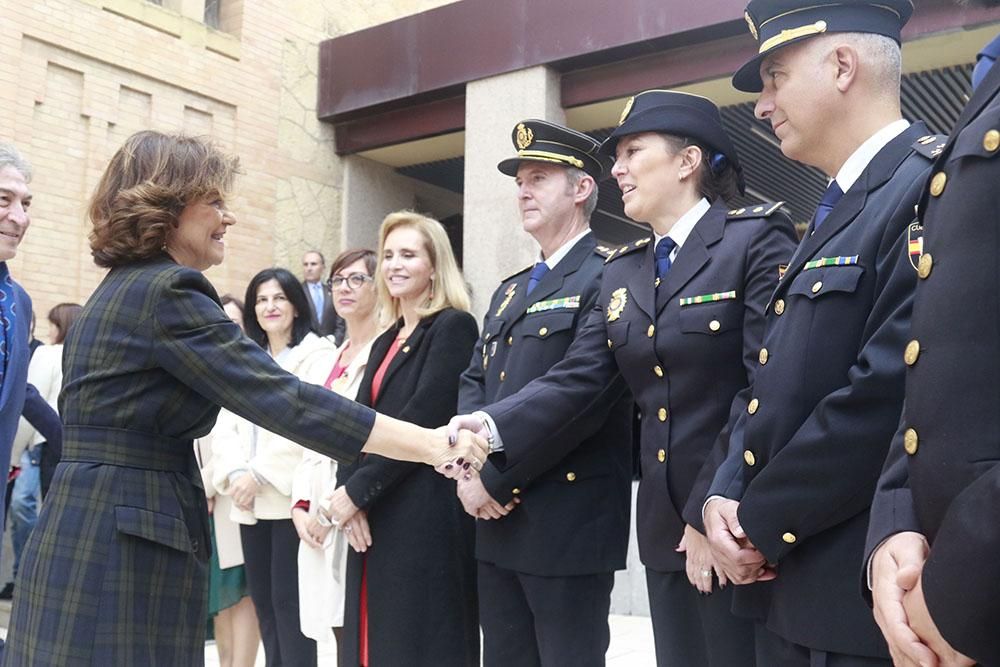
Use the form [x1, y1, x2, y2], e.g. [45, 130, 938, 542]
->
[727, 201, 786, 219]
[603, 236, 652, 263]
[912, 134, 948, 160]
[500, 264, 533, 283]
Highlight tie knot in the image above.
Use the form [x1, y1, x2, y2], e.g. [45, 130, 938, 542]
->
[820, 181, 844, 208]
[655, 237, 677, 260]
[529, 262, 550, 282]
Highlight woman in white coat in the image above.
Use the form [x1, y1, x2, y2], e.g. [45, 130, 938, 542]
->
[212, 268, 335, 667]
[290, 248, 379, 650]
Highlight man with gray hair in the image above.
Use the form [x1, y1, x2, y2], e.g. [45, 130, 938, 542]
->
[696, 1, 940, 664]
[455, 119, 633, 667]
[0, 142, 37, 654]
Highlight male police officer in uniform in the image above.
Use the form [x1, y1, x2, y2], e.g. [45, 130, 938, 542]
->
[866, 1, 1000, 665]
[697, 1, 941, 664]
[456, 120, 633, 667]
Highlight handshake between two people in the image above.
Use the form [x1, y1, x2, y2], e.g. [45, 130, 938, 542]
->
[437, 414, 519, 521]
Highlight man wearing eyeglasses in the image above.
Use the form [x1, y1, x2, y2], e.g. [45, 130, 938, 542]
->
[301, 250, 345, 343]
[455, 120, 633, 667]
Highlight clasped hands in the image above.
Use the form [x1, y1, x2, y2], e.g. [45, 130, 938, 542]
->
[291, 486, 373, 554]
[870, 532, 973, 667]
[703, 498, 777, 585]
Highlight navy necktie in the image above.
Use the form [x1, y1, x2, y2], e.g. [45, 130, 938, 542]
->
[526, 262, 550, 294]
[814, 181, 844, 230]
[655, 237, 677, 283]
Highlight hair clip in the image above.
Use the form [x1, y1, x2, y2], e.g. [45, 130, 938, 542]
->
[709, 153, 728, 174]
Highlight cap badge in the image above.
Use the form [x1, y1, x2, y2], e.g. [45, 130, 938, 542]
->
[607, 287, 628, 322]
[516, 123, 534, 150]
[745, 10, 758, 40]
[618, 96, 635, 126]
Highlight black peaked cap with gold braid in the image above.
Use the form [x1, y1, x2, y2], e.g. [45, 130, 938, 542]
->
[601, 90, 746, 194]
[734, 0, 914, 92]
[497, 119, 611, 181]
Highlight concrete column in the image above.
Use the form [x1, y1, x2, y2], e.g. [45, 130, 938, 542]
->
[462, 65, 564, 318]
[340, 154, 462, 252]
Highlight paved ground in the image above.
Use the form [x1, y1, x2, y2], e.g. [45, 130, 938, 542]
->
[0, 599, 656, 666]
[201, 614, 657, 666]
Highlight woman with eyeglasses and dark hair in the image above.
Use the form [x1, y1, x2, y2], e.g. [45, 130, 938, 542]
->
[290, 248, 380, 652]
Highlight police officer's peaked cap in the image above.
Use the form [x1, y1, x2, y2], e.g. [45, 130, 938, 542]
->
[733, 0, 914, 92]
[497, 119, 610, 181]
[600, 90, 746, 194]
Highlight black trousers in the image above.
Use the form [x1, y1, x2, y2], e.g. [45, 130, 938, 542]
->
[478, 560, 614, 667]
[241, 519, 317, 667]
[646, 568, 756, 667]
[754, 624, 891, 667]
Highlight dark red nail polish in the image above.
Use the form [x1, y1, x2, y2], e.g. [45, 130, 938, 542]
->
[445, 463, 453, 470]
[456, 457, 465, 465]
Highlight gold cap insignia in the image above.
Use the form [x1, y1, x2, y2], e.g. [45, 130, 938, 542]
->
[745, 11, 758, 40]
[618, 96, 635, 126]
[607, 287, 628, 322]
[515, 123, 534, 150]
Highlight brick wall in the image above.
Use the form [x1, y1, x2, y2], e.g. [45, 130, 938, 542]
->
[0, 0, 456, 335]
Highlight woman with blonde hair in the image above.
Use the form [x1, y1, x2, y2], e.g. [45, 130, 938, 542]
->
[332, 211, 480, 667]
[290, 248, 380, 650]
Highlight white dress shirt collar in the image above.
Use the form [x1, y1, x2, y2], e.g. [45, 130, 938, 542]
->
[653, 197, 711, 260]
[538, 228, 591, 270]
[834, 119, 910, 194]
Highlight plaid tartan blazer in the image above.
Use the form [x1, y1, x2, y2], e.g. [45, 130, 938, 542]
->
[3, 255, 375, 665]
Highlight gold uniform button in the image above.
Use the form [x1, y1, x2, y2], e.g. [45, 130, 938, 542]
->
[657, 449, 666, 463]
[918, 253, 934, 279]
[657, 408, 668, 422]
[709, 320, 721, 332]
[759, 348, 769, 365]
[539, 327, 548, 336]
[782, 532, 797, 544]
[929, 172, 947, 197]
[566, 472, 576, 482]
[774, 299, 785, 316]
[402, 345, 411, 353]
[985, 129, 1000, 153]
[811, 281, 823, 294]
[904, 340, 921, 366]
[904, 428, 919, 455]
[647, 324, 655, 338]
[499, 371, 506, 381]
[744, 450, 756, 466]
[484, 333, 491, 342]
[512, 488, 521, 495]
[748, 398, 759, 415]
[608, 339, 613, 349]
[654, 365, 664, 377]
[507, 336, 513, 345]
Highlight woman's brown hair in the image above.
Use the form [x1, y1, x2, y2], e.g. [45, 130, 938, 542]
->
[328, 248, 377, 281]
[48, 303, 83, 344]
[88, 131, 240, 268]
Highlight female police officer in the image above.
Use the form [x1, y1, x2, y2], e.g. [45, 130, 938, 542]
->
[452, 90, 797, 665]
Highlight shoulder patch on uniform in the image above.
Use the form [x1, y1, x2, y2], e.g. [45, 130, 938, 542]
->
[912, 134, 949, 160]
[727, 201, 786, 219]
[604, 240, 647, 263]
[500, 264, 533, 283]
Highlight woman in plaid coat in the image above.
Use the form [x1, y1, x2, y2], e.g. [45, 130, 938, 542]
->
[2, 131, 487, 666]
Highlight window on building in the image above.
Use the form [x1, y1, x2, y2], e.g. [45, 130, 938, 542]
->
[204, 0, 220, 28]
